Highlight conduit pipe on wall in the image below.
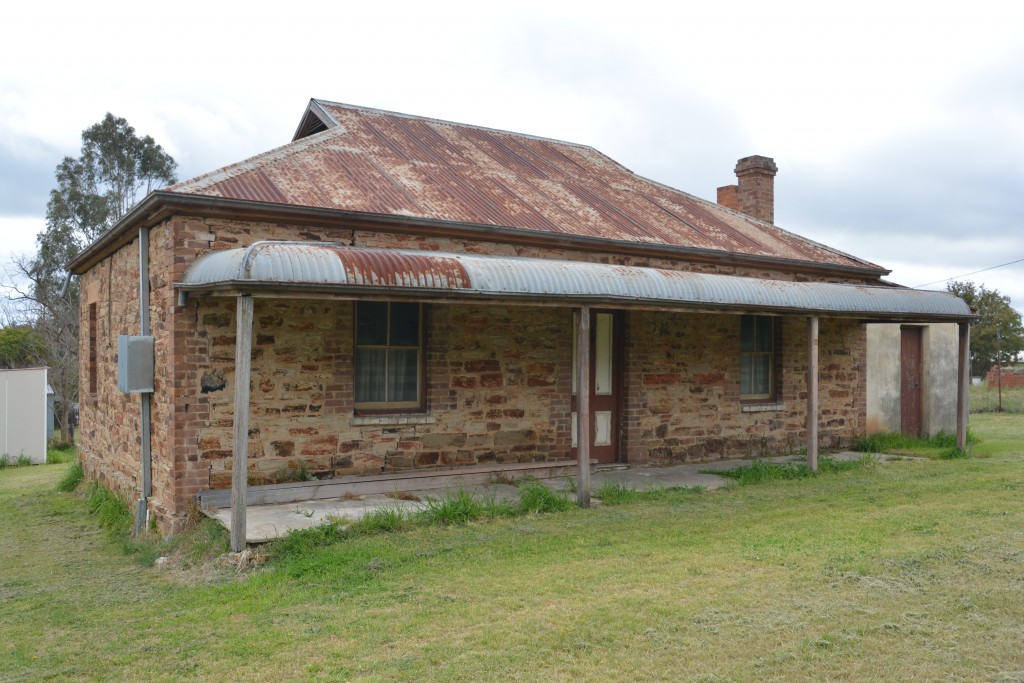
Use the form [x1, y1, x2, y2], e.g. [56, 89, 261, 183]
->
[135, 227, 153, 535]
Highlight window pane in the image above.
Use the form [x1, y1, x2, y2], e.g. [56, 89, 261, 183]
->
[389, 302, 420, 346]
[740, 354, 753, 395]
[755, 316, 774, 352]
[750, 354, 771, 395]
[740, 315, 755, 352]
[355, 348, 386, 403]
[357, 302, 388, 345]
[387, 348, 419, 402]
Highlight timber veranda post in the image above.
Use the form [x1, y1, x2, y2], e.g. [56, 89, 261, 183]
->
[230, 294, 254, 553]
[806, 316, 819, 473]
[576, 306, 591, 507]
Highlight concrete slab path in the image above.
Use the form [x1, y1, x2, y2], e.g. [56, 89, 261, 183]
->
[208, 450, 887, 543]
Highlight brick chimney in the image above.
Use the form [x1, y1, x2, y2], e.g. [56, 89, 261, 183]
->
[716, 155, 778, 224]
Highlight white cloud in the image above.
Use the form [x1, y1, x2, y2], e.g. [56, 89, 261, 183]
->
[2, 0, 1023, 313]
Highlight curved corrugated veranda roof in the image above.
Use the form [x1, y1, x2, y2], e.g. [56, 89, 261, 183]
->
[178, 242, 972, 321]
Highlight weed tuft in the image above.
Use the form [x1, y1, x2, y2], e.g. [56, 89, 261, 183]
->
[168, 513, 231, 564]
[272, 523, 343, 557]
[517, 479, 574, 513]
[348, 506, 411, 535]
[45, 437, 78, 464]
[48, 435, 76, 451]
[85, 482, 133, 537]
[595, 481, 644, 505]
[57, 461, 84, 492]
[0, 453, 32, 468]
[709, 455, 873, 486]
[417, 487, 484, 526]
[855, 431, 959, 454]
[479, 491, 517, 518]
[275, 461, 315, 484]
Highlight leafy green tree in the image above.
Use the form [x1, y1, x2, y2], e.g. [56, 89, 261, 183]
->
[946, 281, 1024, 376]
[0, 325, 46, 369]
[6, 114, 177, 438]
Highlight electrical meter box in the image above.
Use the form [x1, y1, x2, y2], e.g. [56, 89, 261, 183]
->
[117, 335, 154, 393]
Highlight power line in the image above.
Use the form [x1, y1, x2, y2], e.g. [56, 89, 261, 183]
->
[913, 256, 1024, 289]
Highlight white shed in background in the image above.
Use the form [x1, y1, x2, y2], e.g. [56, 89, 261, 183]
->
[47, 384, 55, 441]
[0, 367, 48, 464]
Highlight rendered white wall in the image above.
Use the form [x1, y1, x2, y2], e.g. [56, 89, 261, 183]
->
[866, 324, 958, 437]
[866, 325, 901, 434]
[922, 324, 959, 436]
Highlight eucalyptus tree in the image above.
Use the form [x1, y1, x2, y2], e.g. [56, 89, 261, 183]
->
[7, 114, 177, 439]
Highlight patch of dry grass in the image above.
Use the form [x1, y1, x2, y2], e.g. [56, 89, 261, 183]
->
[1, 413, 1022, 681]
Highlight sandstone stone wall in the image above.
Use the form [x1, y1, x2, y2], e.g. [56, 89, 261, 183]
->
[79, 244, 144, 499]
[78, 221, 182, 526]
[77, 212, 874, 531]
[191, 299, 573, 487]
[623, 313, 865, 463]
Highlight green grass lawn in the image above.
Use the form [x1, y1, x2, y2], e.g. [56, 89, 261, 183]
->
[2, 415, 1023, 681]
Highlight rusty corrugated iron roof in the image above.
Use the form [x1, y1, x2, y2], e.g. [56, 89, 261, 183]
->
[165, 100, 881, 273]
[178, 242, 971, 321]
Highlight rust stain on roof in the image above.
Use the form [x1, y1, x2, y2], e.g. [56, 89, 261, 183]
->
[167, 100, 881, 271]
[325, 245, 471, 289]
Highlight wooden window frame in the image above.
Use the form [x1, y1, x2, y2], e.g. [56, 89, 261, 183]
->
[740, 314, 782, 402]
[88, 302, 98, 396]
[353, 301, 425, 414]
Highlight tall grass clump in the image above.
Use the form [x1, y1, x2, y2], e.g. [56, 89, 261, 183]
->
[0, 454, 33, 468]
[417, 487, 484, 526]
[272, 523, 342, 558]
[347, 506, 412, 535]
[85, 482, 132, 537]
[710, 455, 873, 486]
[165, 514, 231, 563]
[479, 491, 517, 518]
[57, 461, 84, 492]
[516, 479, 574, 513]
[595, 481, 645, 505]
[47, 435, 75, 450]
[46, 437, 77, 464]
[854, 430, 965, 454]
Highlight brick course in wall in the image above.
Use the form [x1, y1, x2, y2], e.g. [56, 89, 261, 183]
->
[77, 213, 873, 532]
[985, 366, 1024, 389]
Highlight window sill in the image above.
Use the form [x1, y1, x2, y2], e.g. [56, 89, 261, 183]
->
[741, 402, 787, 413]
[350, 414, 436, 427]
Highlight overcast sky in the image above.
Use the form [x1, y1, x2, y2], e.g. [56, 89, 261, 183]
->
[2, 0, 1022, 311]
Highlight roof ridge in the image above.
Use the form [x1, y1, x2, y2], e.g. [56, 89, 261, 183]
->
[167, 124, 347, 194]
[312, 99, 601, 153]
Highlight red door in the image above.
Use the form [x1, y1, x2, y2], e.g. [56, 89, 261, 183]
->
[571, 311, 623, 464]
[901, 326, 923, 437]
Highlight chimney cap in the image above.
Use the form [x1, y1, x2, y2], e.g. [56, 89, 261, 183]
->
[734, 155, 778, 176]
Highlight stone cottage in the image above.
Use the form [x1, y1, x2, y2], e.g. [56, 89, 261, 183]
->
[68, 99, 973, 545]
